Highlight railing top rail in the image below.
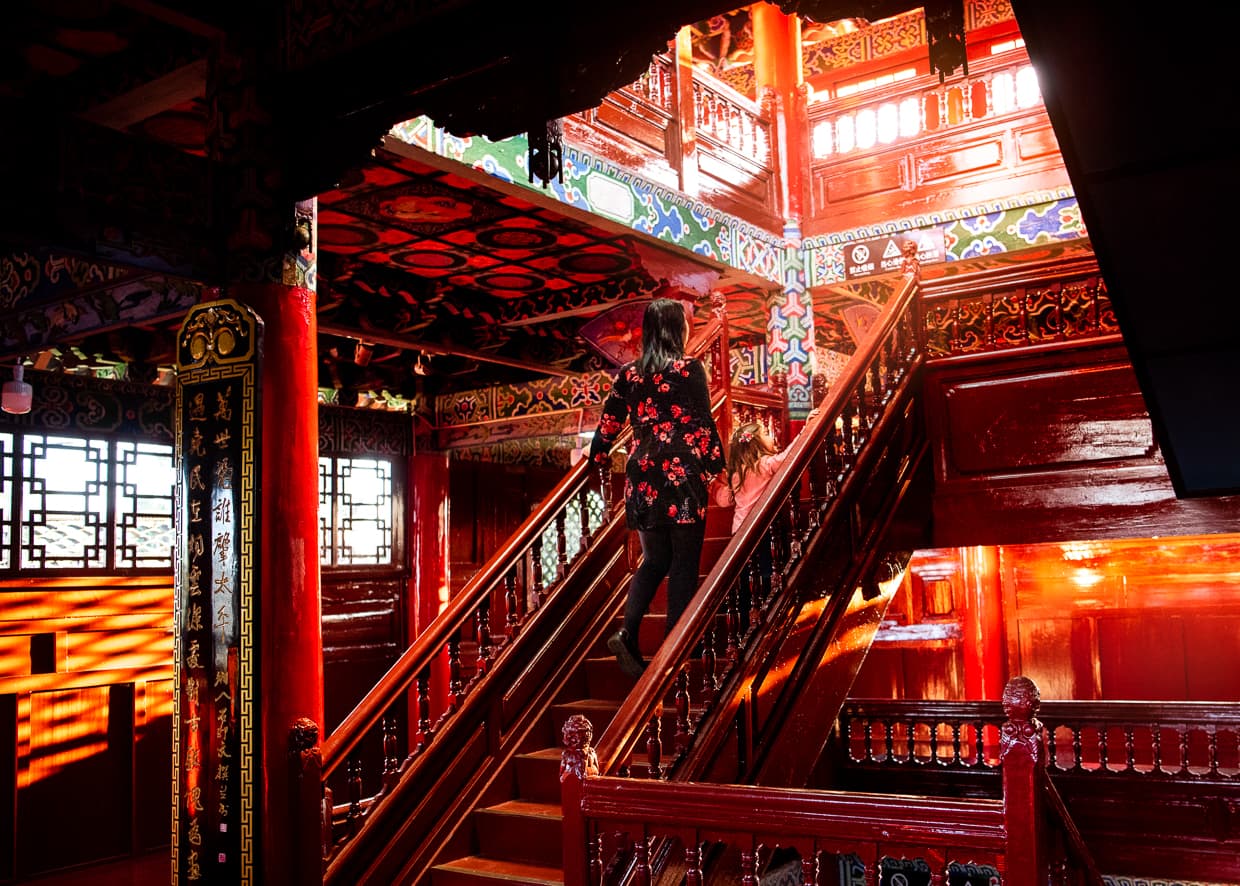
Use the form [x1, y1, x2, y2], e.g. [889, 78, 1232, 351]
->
[579, 774, 1007, 845]
[843, 697, 1240, 727]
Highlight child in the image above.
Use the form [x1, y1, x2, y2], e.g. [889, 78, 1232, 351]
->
[713, 420, 790, 534]
[712, 420, 790, 625]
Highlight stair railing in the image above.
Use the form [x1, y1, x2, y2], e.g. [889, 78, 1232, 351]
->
[562, 675, 1103, 886]
[593, 268, 924, 783]
[312, 305, 731, 879]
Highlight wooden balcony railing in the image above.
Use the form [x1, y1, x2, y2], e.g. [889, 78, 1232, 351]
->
[562, 676, 1103, 885]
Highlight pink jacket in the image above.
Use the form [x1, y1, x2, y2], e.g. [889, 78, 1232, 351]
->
[712, 449, 791, 533]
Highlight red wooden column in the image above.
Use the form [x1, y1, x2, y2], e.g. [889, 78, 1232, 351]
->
[670, 26, 700, 197]
[960, 545, 1005, 699]
[203, 26, 325, 885]
[408, 450, 452, 725]
[751, 2, 808, 230]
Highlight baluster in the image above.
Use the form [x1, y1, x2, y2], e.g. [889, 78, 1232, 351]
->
[1046, 722, 1059, 771]
[750, 548, 765, 631]
[701, 625, 718, 693]
[884, 716, 896, 763]
[530, 537, 546, 608]
[674, 668, 692, 754]
[685, 842, 702, 886]
[577, 485, 592, 547]
[1152, 724, 1163, 773]
[447, 636, 464, 711]
[1125, 725, 1136, 773]
[415, 668, 432, 753]
[801, 851, 816, 886]
[475, 600, 493, 677]
[951, 720, 962, 766]
[382, 715, 400, 790]
[346, 755, 364, 836]
[1072, 724, 1083, 772]
[1209, 726, 1220, 777]
[740, 847, 757, 886]
[930, 719, 940, 765]
[1099, 724, 1109, 771]
[633, 838, 651, 886]
[863, 717, 875, 763]
[556, 512, 569, 579]
[645, 713, 663, 779]
[504, 570, 521, 640]
[725, 583, 741, 661]
[1178, 724, 1191, 775]
[597, 462, 612, 515]
[589, 833, 603, 886]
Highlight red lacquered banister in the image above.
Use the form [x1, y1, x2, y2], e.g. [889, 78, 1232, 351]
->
[563, 675, 1103, 885]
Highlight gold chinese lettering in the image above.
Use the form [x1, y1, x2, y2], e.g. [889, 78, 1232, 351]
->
[185, 744, 200, 769]
[213, 532, 231, 564]
[214, 388, 232, 421]
[190, 500, 203, 523]
[213, 496, 232, 523]
[190, 427, 206, 457]
[187, 849, 201, 880]
[186, 676, 200, 705]
[213, 428, 231, 448]
[188, 603, 203, 632]
[189, 392, 206, 421]
[188, 816, 202, 846]
[188, 534, 204, 558]
[188, 563, 202, 596]
[215, 458, 233, 488]
[189, 463, 206, 491]
[186, 639, 202, 670]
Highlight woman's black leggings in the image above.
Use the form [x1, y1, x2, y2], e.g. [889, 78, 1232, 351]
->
[623, 523, 707, 639]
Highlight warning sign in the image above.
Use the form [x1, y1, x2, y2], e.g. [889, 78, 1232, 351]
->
[842, 229, 945, 280]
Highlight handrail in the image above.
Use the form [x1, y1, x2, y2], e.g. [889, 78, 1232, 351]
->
[594, 269, 922, 776]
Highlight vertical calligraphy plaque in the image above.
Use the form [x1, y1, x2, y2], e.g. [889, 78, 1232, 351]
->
[173, 300, 262, 884]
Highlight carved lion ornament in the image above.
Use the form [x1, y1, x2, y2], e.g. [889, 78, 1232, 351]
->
[560, 713, 600, 782]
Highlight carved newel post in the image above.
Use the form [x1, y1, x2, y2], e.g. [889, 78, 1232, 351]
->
[288, 717, 325, 884]
[560, 714, 599, 886]
[1000, 675, 1047, 886]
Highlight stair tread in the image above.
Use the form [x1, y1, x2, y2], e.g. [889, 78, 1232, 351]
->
[479, 798, 561, 819]
[435, 855, 563, 885]
[515, 747, 562, 761]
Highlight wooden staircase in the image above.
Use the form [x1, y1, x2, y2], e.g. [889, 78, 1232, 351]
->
[429, 599, 684, 886]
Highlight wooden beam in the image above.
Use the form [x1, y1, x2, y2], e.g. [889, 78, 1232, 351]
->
[317, 322, 573, 378]
[79, 60, 207, 131]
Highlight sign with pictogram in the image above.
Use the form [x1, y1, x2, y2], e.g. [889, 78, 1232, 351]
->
[843, 229, 946, 280]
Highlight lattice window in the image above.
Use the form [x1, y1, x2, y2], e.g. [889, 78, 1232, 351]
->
[0, 432, 175, 572]
[319, 455, 394, 567]
[539, 489, 606, 583]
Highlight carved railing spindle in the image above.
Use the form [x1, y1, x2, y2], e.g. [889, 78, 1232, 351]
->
[740, 847, 757, 886]
[1072, 725, 1083, 772]
[556, 513, 569, 581]
[1152, 725, 1163, 773]
[346, 755, 364, 836]
[702, 626, 718, 694]
[530, 537, 546, 607]
[475, 601, 493, 676]
[685, 843, 702, 886]
[725, 584, 741, 661]
[674, 669, 692, 755]
[801, 852, 816, 886]
[579, 488, 593, 548]
[646, 713, 663, 780]
[1209, 727, 1220, 777]
[446, 637, 464, 712]
[415, 669, 432, 753]
[1124, 726, 1136, 773]
[381, 715, 400, 790]
[504, 570, 520, 640]
[1179, 725, 1191, 776]
[633, 838, 651, 886]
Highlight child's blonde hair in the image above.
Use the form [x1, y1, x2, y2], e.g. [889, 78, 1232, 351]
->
[725, 421, 778, 495]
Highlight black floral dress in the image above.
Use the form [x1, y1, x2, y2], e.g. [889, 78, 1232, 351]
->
[589, 357, 725, 530]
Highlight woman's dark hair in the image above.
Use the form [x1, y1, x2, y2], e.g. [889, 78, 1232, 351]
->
[638, 297, 689, 375]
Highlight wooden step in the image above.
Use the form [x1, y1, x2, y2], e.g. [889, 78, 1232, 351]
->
[550, 697, 622, 738]
[431, 855, 562, 886]
[474, 799, 563, 867]
[513, 748, 563, 804]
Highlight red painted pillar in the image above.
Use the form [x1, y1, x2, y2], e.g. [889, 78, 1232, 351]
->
[960, 545, 1006, 699]
[751, 2, 808, 228]
[408, 450, 452, 723]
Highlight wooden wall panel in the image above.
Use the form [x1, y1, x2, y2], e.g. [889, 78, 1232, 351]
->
[925, 342, 1240, 546]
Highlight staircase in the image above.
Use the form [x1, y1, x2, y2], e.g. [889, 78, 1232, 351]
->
[429, 603, 672, 886]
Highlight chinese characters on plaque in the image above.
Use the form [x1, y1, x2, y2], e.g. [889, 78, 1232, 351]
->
[174, 301, 261, 885]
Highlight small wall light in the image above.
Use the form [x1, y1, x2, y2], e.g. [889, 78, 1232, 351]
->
[2, 362, 32, 415]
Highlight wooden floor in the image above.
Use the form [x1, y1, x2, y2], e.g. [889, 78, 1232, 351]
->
[19, 851, 169, 885]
